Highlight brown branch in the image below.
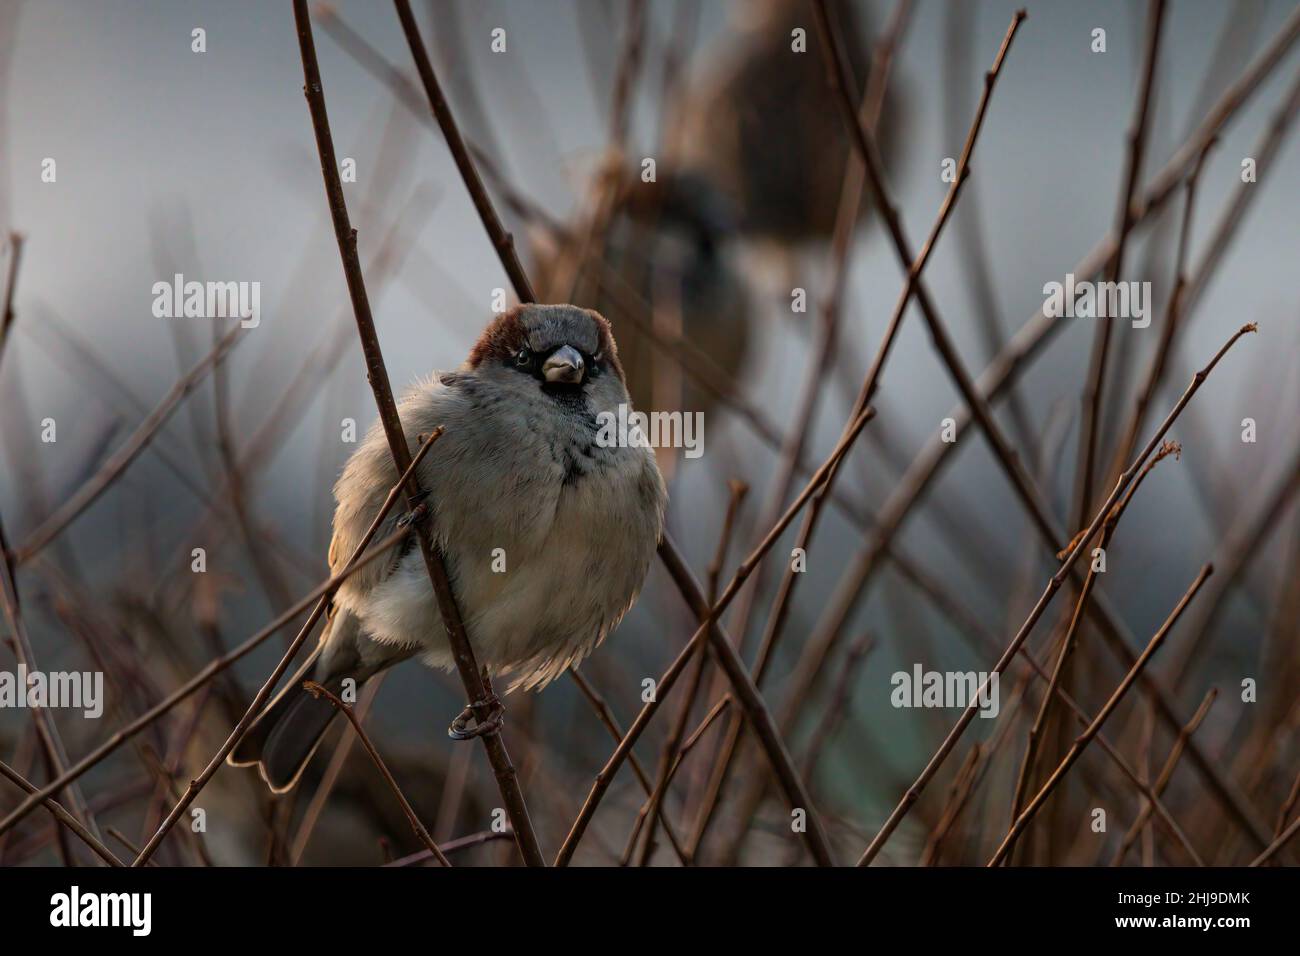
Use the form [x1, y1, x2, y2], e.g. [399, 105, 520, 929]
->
[567, 668, 689, 865]
[1111, 688, 1217, 866]
[556, 611, 711, 866]
[104, 826, 154, 866]
[889, 543, 1205, 866]
[987, 564, 1213, 866]
[918, 742, 981, 867]
[1070, 0, 1167, 532]
[856, 323, 1256, 866]
[1110, 138, 1216, 474]
[1250, 813, 1300, 867]
[1005, 441, 1181, 858]
[0, 511, 102, 849]
[13, 323, 244, 564]
[126, 422, 450, 864]
[286, 0, 543, 867]
[303, 680, 451, 867]
[0, 758, 122, 867]
[288, 673, 387, 865]
[0, 523, 411, 839]
[391, 0, 535, 303]
[384, 828, 514, 867]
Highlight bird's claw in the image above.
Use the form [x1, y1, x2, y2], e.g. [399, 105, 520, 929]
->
[397, 497, 430, 529]
[448, 692, 504, 740]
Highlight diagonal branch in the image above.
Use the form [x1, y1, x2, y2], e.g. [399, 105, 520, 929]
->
[987, 564, 1213, 866]
[393, 0, 846, 868]
[13, 323, 244, 564]
[693, 8, 1026, 860]
[286, 0, 544, 866]
[0, 522, 412, 839]
[855, 323, 1256, 866]
[303, 680, 451, 867]
[0, 758, 122, 867]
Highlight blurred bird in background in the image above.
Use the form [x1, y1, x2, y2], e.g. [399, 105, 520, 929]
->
[533, 0, 904, 481]
[665, 0, 903, 251]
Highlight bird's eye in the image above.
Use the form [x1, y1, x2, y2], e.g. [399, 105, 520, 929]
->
[515, 348, 531, 367]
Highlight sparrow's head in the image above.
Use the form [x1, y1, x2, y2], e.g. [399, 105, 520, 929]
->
[466, 304, 629, 411]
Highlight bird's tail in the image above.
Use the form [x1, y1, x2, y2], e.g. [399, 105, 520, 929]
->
[228, 612, 361, 793]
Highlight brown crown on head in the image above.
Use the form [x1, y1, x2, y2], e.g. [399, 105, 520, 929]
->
[467, 304, 626, 384]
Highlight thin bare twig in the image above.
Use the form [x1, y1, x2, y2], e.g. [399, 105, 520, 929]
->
[0, 512, 102, 849]
[0, 523, 411, 839]
[384, 828, 514, 867]
[1250, 813, 1300, 867]
[555, 408, 875, 866]
[632, 479, 747, 866]
[126, 422, 449, 864]
[1111, 688, 1217, 866]
[1005, 441, 1182, 859]
[13, 324, 244, 564]
[391, 0, 535, 303]
[988, 564, 1213, 866]
[856, 324, 1256, 866]
[303, 680, 451, 867]
[0, 758, 121, 867]
[567, 668, 689, 865]
[284, 0, 543, 866]
[1070, 0, 1167, 533]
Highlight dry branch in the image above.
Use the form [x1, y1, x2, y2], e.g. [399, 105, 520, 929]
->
[290, 0, 544, 866]
[856, 324, 1257, 866]
[988, 564, 1213, 867]
[303, 680, 452, 867]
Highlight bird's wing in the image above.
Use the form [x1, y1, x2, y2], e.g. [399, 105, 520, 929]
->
[327, 376, 466, 595]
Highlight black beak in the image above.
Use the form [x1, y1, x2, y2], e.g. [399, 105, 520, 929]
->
[543, 345, 585, 385]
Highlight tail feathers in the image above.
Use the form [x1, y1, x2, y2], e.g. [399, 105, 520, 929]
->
[259, 682, 343, 793]
[229, 647, 349, 793]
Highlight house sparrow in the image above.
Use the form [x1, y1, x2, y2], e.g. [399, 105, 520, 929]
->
[230, 304, 667, 792]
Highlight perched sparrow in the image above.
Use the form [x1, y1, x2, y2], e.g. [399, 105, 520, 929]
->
[231, 304, 667, 792]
